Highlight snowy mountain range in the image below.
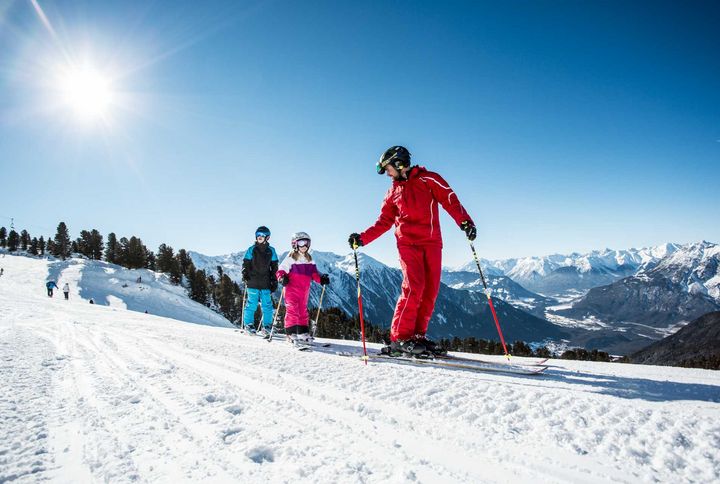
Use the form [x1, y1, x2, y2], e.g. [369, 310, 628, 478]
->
[554, 242, 720, 353]
[452, 243, 680, 295]
[189, 250, 568, 344]
[189, 241, 719, 355]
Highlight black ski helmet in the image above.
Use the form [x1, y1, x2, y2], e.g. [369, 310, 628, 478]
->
[377, 145, 411, 175]
[255, 226, 271, 238]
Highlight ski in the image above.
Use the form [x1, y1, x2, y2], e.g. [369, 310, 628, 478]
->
[434, 354, 549, 367]
[335, 351, 547, 375]
[290, 340, 312, 351]
[312, 342, 332, 348]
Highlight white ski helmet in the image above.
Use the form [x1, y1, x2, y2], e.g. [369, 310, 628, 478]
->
[291, 231, 311, 249]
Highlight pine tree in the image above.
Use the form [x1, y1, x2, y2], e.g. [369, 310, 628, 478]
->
[535, 346, 551, 358]
[46, 237, 55, 256]
[215, 274, 240, 322]
[38, 236, 46, 255]
[156, 244, 175, 273]
[105, 233, 119, 264]
[53, 222, 71, 260]
[0, 227, 6, 248]
[29, 237, 39, 256]
[117, 237, 129, 266]
[122, 236, 147, 269]
[188, 265, 209, 305]
[156, 244, 181, 282]
[7, 230, 19, 251]
[176, 249, 192, 276]
[168, 259, 182, 284]
[89, 229, 104, 260]
[20, 230, 30, 251]
[512, 341, 532, 356]
[145, 250, 156, 271]
[76, 230, 92, 258]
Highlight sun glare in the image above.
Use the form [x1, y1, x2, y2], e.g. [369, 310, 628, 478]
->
[59, 67, 114, 120]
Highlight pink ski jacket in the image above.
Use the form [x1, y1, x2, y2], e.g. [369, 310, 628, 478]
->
[276, 252, 321, 328]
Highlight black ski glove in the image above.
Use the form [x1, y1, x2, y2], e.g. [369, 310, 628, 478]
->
[241, 268, 249, 282]
[461, 221, 477, 241]
[270, 278, 278, 292]
[320, 273, 330, 286]
[279, 274, 290, 286]
[348, 233, 364, 249]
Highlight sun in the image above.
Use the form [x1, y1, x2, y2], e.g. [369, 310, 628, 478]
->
[58, 66, 115, 120]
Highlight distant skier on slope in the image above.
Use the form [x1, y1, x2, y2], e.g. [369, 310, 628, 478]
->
[276, 232, 330, 345]
[62, 282, 70, 300]
[348, 146, 476, 357]
[46, 280, 59, 297]
[241, 226, 279, 336]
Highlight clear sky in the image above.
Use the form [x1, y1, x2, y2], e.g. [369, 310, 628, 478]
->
[1, 0, 718, 268]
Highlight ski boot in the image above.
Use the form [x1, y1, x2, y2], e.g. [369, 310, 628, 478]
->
[256, 327, 270, 339]
[413, 335, 447, 356]
[242, 324, 256, 334]
[381, 339, 428, 358]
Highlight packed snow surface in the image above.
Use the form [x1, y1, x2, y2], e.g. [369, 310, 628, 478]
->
[1, 254, 720, 483]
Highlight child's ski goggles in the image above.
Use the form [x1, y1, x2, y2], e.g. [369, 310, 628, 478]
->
[295, 239, 310, 247]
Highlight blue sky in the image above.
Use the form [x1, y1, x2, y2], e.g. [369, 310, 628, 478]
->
[1, 0, 718, 267]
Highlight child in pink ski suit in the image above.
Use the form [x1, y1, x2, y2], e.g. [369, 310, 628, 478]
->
[276, 232, 330, 341]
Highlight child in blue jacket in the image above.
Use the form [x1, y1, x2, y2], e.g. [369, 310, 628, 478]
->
[242, 226, 279, 336]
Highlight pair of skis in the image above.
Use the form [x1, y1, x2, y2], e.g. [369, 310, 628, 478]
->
[335, 349, 548, 375]
[285, 336, 548, 375]
[290, 338, 331, 351]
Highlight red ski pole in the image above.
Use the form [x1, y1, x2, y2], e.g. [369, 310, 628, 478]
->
[352, 244, 369, 364]
[468, 240, 511, 358]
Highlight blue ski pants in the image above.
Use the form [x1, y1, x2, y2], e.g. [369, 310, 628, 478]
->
[243, 288, 274, 327]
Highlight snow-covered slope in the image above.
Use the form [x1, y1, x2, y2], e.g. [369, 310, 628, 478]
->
[2, 251, 720, 482]
[1, 252, 232, 328]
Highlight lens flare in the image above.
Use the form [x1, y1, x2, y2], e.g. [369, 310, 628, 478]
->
[58, 67, 114, 120]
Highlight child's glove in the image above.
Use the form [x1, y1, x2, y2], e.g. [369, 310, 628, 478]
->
[241, 269, 249, 282]
[279, 274, 290, 286]
[270, 278, 278, 292]
[320, 273, 330, 285]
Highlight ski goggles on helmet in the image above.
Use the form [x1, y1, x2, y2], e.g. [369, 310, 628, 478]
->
[255, 231, 270, 238]
[376, 158, 393, 174]
[376, 155, 408, 175]
[295, 239, 310, 247]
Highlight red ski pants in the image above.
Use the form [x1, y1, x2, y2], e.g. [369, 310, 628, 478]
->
[391, 244, 442, 342]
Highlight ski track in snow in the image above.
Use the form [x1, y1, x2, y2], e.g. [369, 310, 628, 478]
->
[1, 254, 720, 483]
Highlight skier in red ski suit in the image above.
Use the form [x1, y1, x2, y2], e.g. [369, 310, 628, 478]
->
[349, 146, 476, 356]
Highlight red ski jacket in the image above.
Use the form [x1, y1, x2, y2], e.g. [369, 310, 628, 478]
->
[360, 166, 473, 247]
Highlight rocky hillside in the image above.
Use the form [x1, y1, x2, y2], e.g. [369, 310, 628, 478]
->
[630, 311, 720, 369]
